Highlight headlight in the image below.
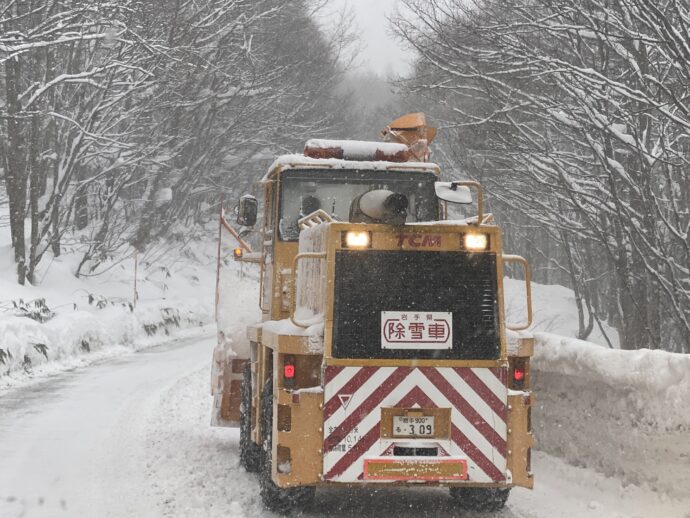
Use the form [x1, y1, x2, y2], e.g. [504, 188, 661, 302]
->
[464, 233, 488, 251]
[343, 231, 371, 248]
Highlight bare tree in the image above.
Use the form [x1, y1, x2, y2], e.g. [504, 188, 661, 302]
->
[1, 0, 354, 281]
[395, 0, 690, 351]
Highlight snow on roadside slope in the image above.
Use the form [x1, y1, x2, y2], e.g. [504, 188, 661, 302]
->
[531, 333, 690, 499]
[0, 232, 219, 388]
[504, 277, 689, 499]
[533, 332, 690, 429]
[504, 277, 689, 429]
[503, 277, 619, 348]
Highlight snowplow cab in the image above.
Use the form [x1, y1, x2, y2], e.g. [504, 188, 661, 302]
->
[212, 115, 534, 513]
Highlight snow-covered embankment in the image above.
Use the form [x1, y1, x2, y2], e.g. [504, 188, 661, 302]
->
[504, 278, 689, 499]
[532, 335, 690, 498]
[0, 236, 219, 387]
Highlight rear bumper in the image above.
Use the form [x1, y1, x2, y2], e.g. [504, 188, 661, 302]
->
[272, 365, 533, 490]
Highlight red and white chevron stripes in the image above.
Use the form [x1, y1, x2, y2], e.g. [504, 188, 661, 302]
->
[323, 366, 508, 483]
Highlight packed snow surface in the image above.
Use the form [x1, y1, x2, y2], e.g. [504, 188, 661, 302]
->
[532, 332, 690, 498]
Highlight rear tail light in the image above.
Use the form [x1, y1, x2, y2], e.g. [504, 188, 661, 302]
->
[510, 358, 528, 390]
[283, 355, 295, 389]
[513, 367, 525, 382]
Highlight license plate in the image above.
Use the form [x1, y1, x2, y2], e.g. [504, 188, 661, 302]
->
[393, 415, 435, 437]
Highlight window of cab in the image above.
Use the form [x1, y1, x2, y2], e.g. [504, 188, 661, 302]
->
[277, 169, 439, 241]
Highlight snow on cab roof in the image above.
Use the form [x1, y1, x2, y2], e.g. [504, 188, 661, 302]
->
[305, 139, 408, 155]
[263, 153, 440, 181]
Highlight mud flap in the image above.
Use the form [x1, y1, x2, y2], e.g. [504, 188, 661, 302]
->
[210, 356, 247, 427]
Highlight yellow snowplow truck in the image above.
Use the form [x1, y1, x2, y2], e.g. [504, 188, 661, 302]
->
[211, 113, 534, 513]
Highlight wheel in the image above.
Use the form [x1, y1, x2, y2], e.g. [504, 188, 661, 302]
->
[449, 487, 511, 512]
[259, 377, 315, 513]
[239, 362, 262, 472]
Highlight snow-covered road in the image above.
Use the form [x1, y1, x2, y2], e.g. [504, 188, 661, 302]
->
[1, 335, 686, 518]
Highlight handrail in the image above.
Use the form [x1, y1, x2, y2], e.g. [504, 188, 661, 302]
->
[452, 181, 483, 225]
[258, 184, 274, 314]
[503, 254, 533, 331]
[289, 252, 327, 328]
[298, 209, 334, 230]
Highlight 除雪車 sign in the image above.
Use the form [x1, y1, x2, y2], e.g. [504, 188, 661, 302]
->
[381, 311, 452, 349]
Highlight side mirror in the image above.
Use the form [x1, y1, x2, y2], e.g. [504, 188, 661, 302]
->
[434, 182, 473, 204]
[236, 194, 258, 227]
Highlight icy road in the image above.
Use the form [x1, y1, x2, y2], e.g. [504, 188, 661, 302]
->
[0, 336, 686, 518]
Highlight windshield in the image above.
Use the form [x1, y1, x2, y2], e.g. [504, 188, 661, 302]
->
[278, 169, 439, 241]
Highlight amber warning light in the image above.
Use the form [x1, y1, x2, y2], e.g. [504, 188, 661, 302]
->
[233, 247, 243, 259]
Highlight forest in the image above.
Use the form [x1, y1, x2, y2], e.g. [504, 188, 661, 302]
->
[395, 0, 690, 353]
[0, 0, 352, 283]
[2, 0, 689, 353]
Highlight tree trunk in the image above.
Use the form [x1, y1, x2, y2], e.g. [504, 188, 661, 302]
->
[4, 56, 28, 284]
[27, 115, 42, 285]
[74, 166, 89, 230]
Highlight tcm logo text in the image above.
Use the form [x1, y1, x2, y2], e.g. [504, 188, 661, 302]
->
[395, 233, 442, 248]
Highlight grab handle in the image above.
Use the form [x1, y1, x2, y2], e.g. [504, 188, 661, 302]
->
[503, 255, 533, 331]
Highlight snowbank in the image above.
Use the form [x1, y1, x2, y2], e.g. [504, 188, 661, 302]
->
[0, 303, 210, 384]
[533, 332, 690, 422]
[0, 232, 218, 387]
[505, 277, 688, 497]
[531, 333, 690, 498]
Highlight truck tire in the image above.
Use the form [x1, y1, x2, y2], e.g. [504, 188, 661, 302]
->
[259, 378, 315, 513]
[239, 362, 262, 472]
[449, 487, 511, 511]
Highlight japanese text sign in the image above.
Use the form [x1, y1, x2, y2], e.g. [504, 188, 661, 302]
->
[381, 311, 453, 349]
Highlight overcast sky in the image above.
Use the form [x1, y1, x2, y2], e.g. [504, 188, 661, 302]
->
[327, 0, 413, 76]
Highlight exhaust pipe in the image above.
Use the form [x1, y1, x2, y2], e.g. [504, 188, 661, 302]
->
[349, 190, 409, 226]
